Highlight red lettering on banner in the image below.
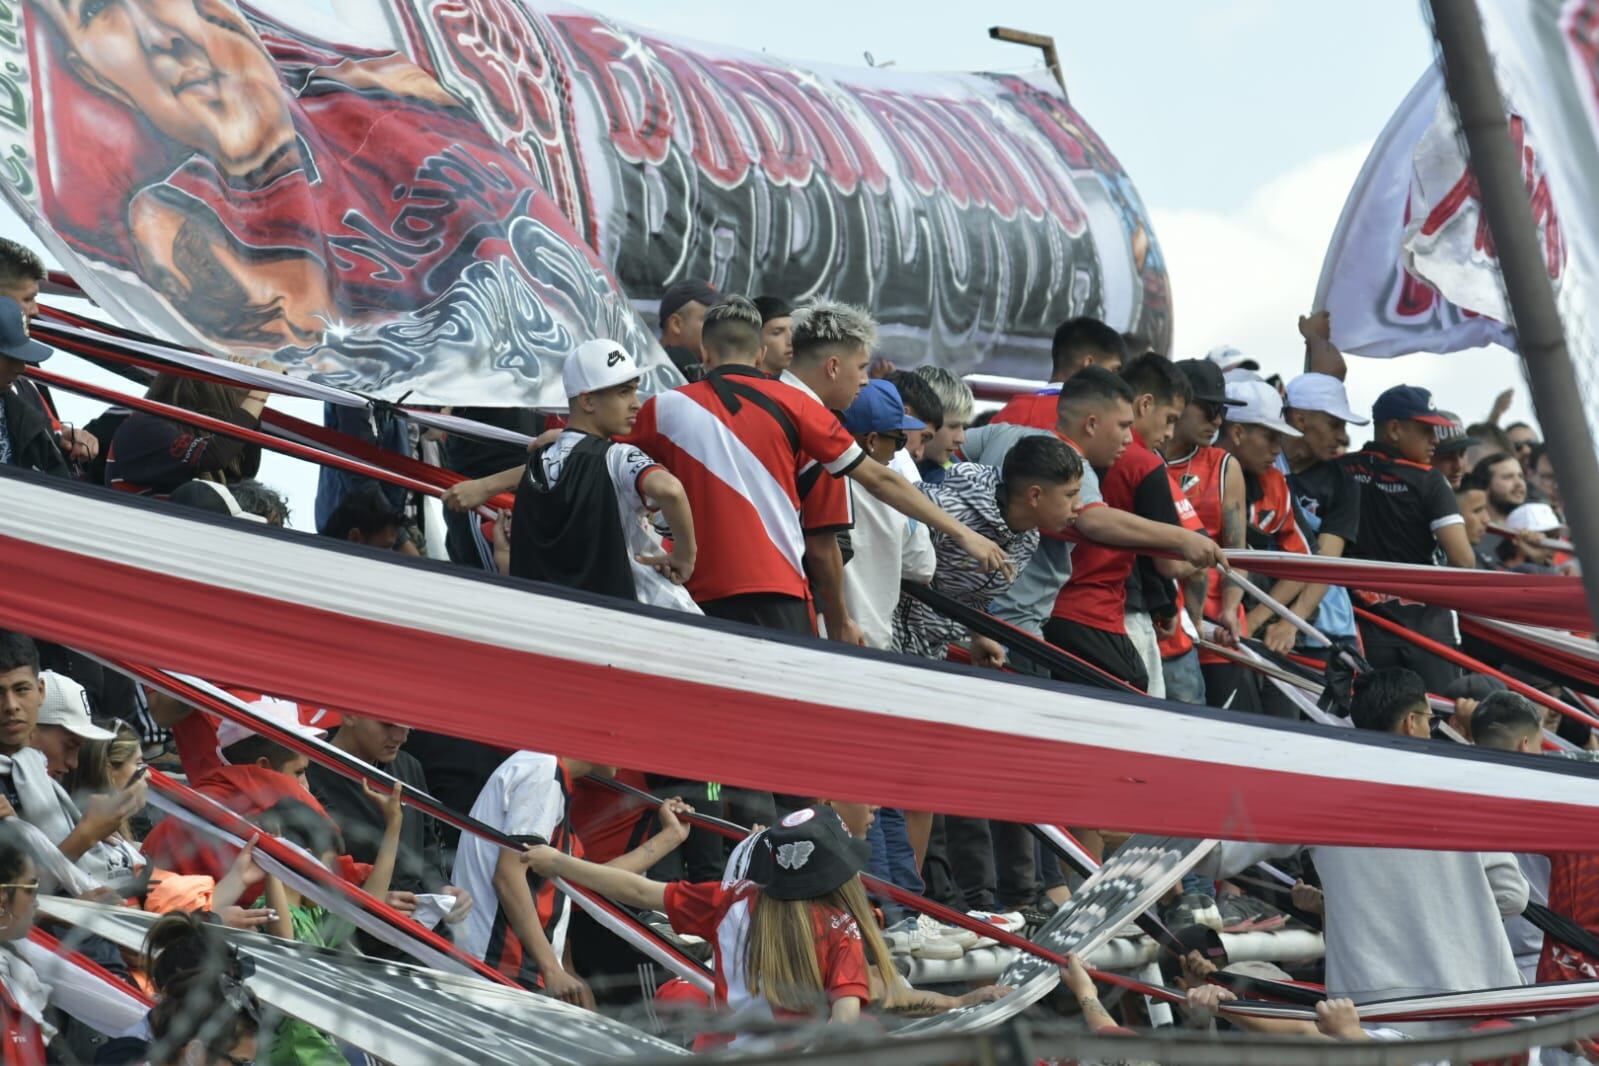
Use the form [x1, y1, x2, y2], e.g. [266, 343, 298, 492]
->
[554, 14, 1084, 221]
[1418, 115, 1561, 281]
[557, 17, 673, 167]
[1394, 199, 1439, 318]
[734, 66, 888, 196]
[847, 89, 939, 198]
[426, 0, 584, 228]
[559, 15, 889, 195]
[1562, 0, 1599, 124]
[649, 42, 757, 188]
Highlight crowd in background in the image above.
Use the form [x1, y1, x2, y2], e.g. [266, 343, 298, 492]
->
[1, 235, 1595, 1063]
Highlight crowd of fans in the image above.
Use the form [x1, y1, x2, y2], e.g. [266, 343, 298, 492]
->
[1, 234, 1596, 1064]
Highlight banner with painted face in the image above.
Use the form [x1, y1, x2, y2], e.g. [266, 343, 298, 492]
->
[0, 0, 1167, 404]
[0, 0, 674, 407]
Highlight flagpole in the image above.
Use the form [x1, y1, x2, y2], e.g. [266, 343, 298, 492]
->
[1427, 0, 1599, 630]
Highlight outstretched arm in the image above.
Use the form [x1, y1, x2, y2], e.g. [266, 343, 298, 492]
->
[522, 845, 667, 911]
[605, 799, 693, 875]
[846, 459, 1010, 576]
[1074, 507, 1226, 571]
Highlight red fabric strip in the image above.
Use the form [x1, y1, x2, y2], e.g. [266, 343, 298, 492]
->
[260, 408, 516, 512]
[1355, 607, 1599, 729]
[1461, 616, 1599, 692]
[1231, 550, 1593, 632]
[26, 928, 154, 1007]
[26, 367, 447, 504]
[7, 532, 1599, 852]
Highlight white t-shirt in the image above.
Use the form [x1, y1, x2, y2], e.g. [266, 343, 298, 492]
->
[844, 484, 935, 649]
[541, 431, 700, 614]
[452, 752, 571, 963]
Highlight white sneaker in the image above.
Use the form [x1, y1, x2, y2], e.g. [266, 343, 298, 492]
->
[884, 916, 920, 955]
[918, 913, 978, 951]
[886, 916, 967, 959]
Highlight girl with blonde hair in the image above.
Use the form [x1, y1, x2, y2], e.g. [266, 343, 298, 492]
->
[523, 805, 892, 1037]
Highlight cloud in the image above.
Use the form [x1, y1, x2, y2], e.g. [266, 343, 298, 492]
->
[1151, 142, 1537, 432]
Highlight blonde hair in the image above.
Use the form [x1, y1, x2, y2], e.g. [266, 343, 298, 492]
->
[743, 874, 895, 1013]
[791, 300, 878, 362]
[64, 725, 141, 840]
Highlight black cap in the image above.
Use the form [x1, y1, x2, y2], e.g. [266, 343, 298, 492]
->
[753, 295, 792, 324]
[1174, 359, 1243, 406]
[1432, 410, 1481, 455]
[658, 279, 718, 326]
[754, 807, 872, 901]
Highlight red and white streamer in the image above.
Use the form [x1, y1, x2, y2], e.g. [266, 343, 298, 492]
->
[7, 470, 1599, 852]
[1230, 549, 1592, 633]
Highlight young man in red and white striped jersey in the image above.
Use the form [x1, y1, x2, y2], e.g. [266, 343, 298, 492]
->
[625, 297, 1008, 634]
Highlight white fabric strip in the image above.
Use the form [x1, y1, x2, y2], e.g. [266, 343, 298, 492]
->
[3, 475, 1599, 813]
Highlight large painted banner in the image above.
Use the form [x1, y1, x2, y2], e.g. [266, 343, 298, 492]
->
[0, 0, 1166, 405]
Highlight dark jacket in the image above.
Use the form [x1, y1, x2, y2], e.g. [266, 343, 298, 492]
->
[1, 386, 69, 479]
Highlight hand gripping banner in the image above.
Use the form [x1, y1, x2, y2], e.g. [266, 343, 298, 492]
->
[9, 466, 1599, 853]
[0, 0, 1166, 405]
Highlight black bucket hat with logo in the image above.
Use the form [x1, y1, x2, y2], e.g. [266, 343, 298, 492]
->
[750, 806, 873, 901]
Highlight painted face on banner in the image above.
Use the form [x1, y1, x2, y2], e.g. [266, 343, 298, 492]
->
[35, 0, 292, 174]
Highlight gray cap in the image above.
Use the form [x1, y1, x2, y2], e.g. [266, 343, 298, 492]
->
[0, 296, 49, 364]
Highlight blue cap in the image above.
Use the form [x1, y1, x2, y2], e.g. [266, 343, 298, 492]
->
[1372, 384, 1451, 426]
[842, 379, 926, 435]
[0, 296, 49, 364]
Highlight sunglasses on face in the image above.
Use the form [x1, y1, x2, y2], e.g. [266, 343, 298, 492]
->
[878, 432, 908, 449]
[1200, 401, 1227, 421]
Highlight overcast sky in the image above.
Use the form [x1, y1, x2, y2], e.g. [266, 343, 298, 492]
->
[33, 0, 1537, 530]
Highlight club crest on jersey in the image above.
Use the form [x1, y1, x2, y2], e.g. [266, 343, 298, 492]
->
[1180, 473, 1201, 495]
[1255, 509, 1276, 529]
[776, 841, 815, 870]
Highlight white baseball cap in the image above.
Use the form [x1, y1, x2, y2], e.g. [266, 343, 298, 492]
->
[562, 338, 641, 399]
[216, 693, 328, 751]
[1505, 502, 1564, 534]
[37, 672, 117, 741]
[1285, 373, 1369, 425]
[1206, 344, 1252, 372]
[1224, 380, 1302, 437]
